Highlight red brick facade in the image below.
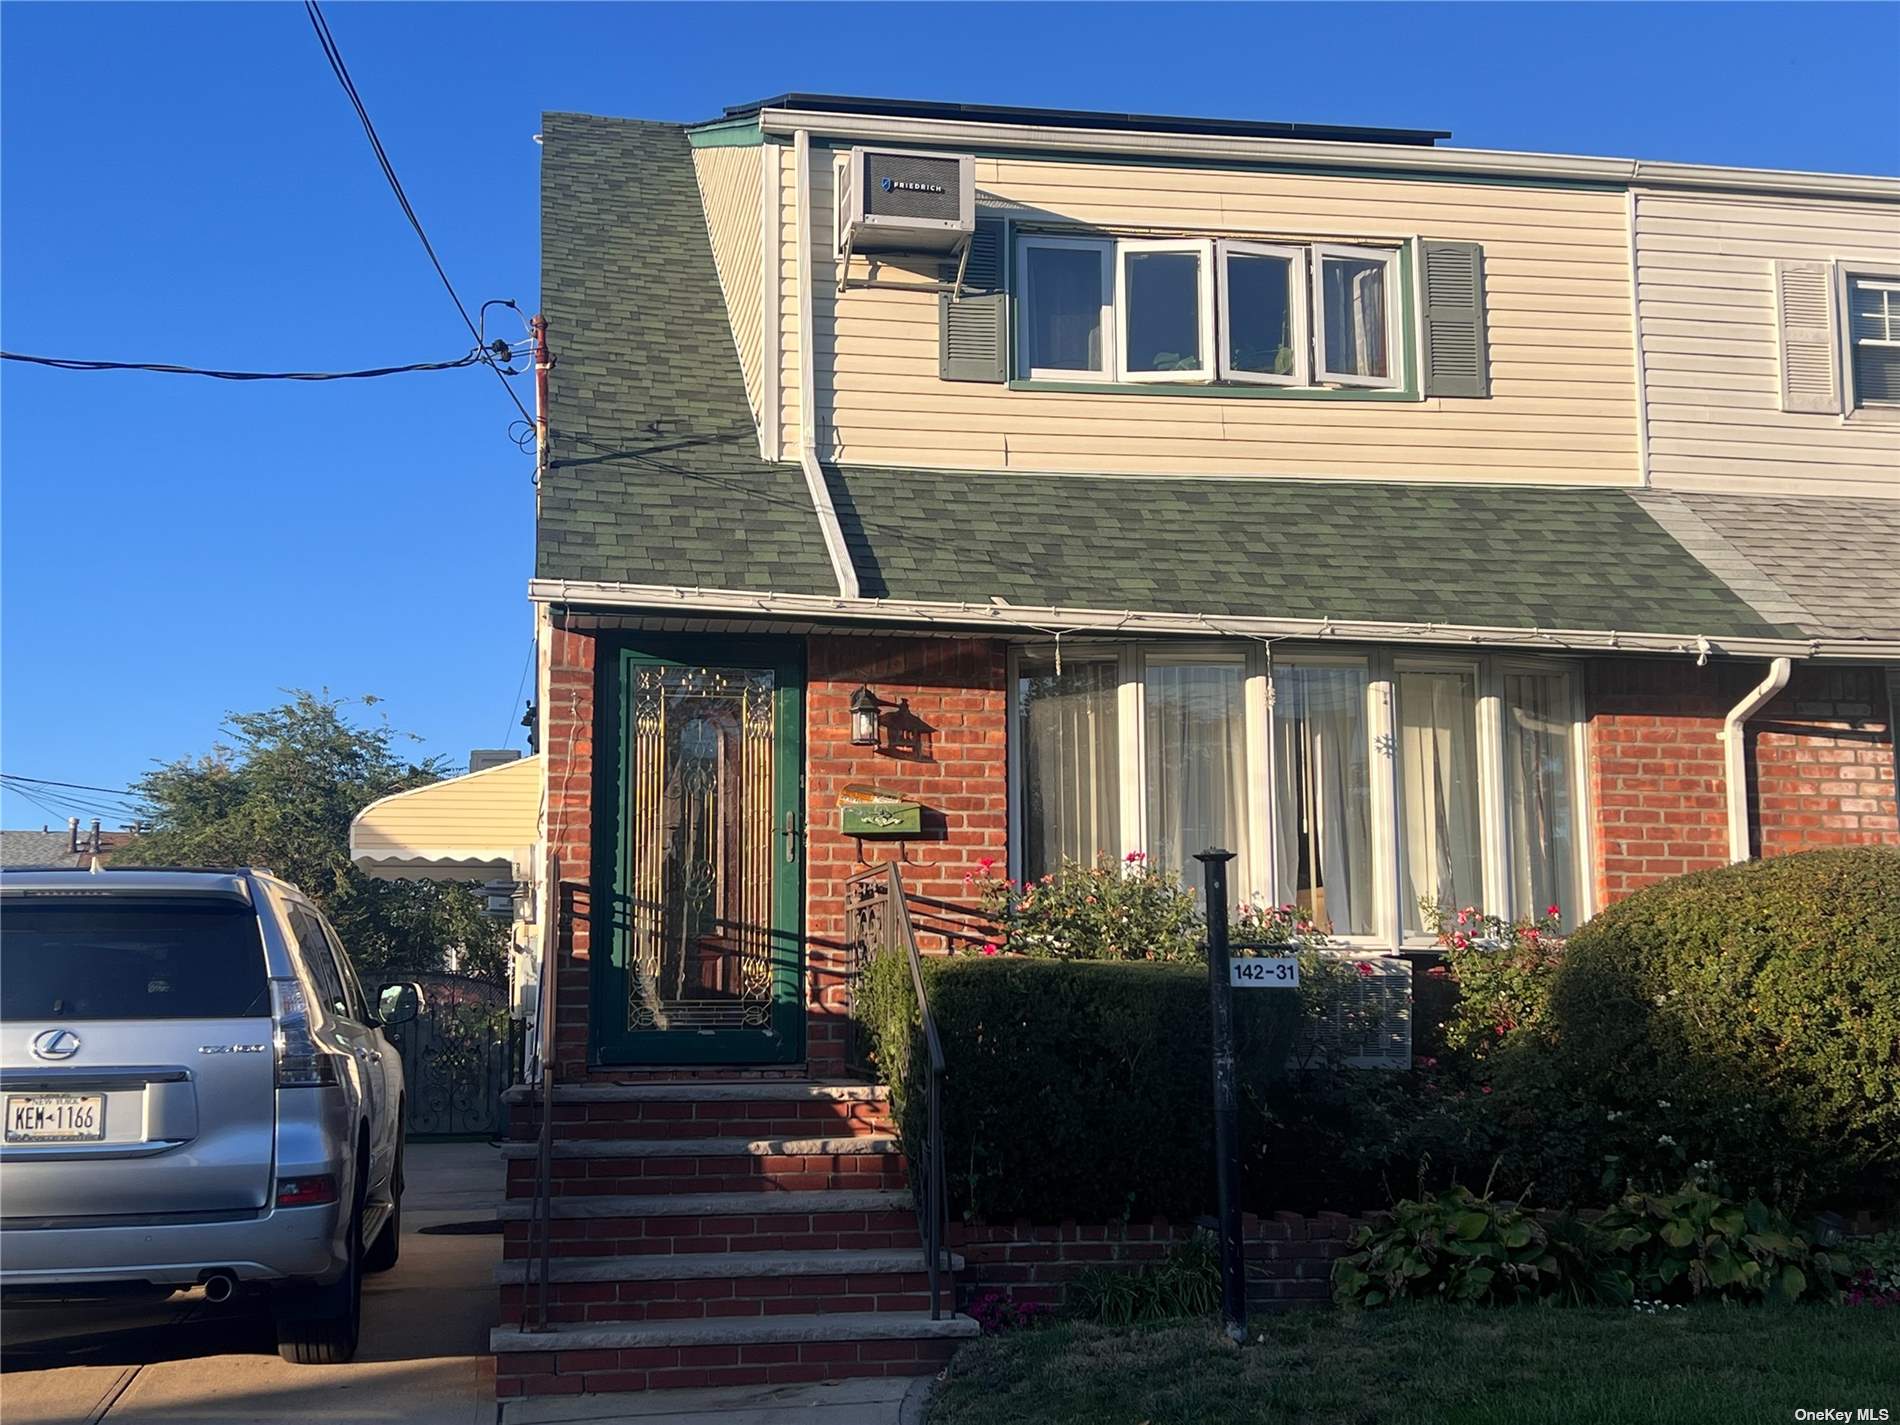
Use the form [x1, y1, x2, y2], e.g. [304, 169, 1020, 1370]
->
[952, 1212, 1372, 1314]
[804, 635, 1008, 1072]
[1585, 658, 1898, 905]
[539, 627, 1896, 1075]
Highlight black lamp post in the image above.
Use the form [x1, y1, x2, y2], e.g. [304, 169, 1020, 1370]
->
[848, 686, 886, 748]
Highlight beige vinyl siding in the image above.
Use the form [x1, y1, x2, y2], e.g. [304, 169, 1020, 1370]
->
[777, 141, 802, 452]
[778, 145, 1641, 485]
[691, 145, 766, 426]
[1634, 188, 1900, 499]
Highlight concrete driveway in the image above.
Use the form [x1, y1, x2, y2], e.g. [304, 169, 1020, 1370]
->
[0, 1141, 501, 1425]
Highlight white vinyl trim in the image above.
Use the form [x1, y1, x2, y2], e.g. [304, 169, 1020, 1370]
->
[1216, 241, 1308, 386]
[759, 141, 782, 462]
[527, 578, 1897, 662]
[1312, 243, 1403, 390]
[1115, 238, 1216, 384]
[1016, 234, 1116, 382]
[792, 129, 860, 599]
[756, 108, 1900, 203]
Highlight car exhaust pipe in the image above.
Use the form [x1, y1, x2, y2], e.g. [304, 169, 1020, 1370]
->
[200, 1271, 237, 1304]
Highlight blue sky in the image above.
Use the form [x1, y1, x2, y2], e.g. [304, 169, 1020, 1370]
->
[3, 1, 1896, 829]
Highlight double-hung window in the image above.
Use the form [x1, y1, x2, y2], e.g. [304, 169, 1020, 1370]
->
[1847, 273, 1900, 410]
[1015, 232, 1401, 389]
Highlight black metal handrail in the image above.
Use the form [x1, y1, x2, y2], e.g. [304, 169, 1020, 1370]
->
[522, 850, 560, 1332]
[846, 863, 947, 1320]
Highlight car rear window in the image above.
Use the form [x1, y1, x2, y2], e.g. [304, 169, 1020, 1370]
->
[1, 897, 270, 1021]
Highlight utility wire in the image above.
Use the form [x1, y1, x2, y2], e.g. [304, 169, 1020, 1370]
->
[1, 774, 144, 797]
[302, 1, 533, 430]
[503, 639, 535, 749]
[2, 348, 490, 381]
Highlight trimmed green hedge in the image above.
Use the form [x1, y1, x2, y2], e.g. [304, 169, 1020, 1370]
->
[858, 954, 1303, 1222]
[1541, 848, 1900, 1209]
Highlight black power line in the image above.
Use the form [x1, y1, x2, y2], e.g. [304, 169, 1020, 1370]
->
[302, 1, 533, 430]
[1, 774, 143, 797]
[2, 348, 490, 381]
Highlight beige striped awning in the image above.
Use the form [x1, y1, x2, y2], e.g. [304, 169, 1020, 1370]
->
[349, 755, 540, 882]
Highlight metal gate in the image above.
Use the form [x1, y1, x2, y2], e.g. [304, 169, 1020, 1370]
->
[380, 971, 520, 1138]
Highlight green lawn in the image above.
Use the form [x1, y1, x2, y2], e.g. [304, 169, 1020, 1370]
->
[928, 1306, 1900, 1425]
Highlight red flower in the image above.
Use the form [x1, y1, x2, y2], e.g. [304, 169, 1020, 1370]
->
[1124, 850, 1146, 864]
[1480, 1085, 1493, 1095]
[1546, 905, 1560, 918]
[981, 943, 999, 956]
[1356, 962, 1375, 978]
[978, 856, 997, 873]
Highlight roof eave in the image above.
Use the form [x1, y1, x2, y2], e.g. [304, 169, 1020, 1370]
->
[527, 578, 1877, 661]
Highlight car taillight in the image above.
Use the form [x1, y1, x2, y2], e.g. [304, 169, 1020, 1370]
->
[270, 978, 338, 1088]
[275, 1174, 339, 1207]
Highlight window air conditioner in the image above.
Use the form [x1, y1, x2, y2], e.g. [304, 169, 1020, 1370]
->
[836, 146, 975, 257]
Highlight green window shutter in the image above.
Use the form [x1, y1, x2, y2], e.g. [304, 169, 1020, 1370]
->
[940, 219, 1008, 383]
[1420, 241, 1489, 398]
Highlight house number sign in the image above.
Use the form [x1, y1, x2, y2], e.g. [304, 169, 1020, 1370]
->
[1229, 957, 1299, 988]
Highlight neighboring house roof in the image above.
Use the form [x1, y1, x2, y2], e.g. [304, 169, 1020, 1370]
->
[1633, 491, 1900, 642]
[1, 830, 135, 868]
[535, 112, 1877, 652]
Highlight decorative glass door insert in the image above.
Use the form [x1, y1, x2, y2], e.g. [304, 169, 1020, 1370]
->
[595, 640, 803, 1065]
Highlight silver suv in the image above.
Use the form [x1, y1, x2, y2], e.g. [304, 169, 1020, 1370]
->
[0, 867, 419, 1364]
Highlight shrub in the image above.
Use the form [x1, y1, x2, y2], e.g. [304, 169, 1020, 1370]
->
[968, 853, 1203, 962]
[1591, 1184, 1833, 1305]
[965, 1288, 1051, 1334]
[1331, 1186, 1578, 1308]
[1537, 848, 1900, 1210]
[1420, 900, 1567, 1067]
[1335, 1181, 1835, 1310]
[1068, 1232, 1220, 1325]
[857, 952, 1301, 1221]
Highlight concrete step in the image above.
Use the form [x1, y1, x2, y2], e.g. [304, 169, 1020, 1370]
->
[504, 1080, 889, 1106]
[496, 1188, 912, 1221]
[491, 1311, 978, 1353]
[499, 1135, 899, 1161]
[495, 1248, 960, 1286]
[491, 1311, 978, 1397]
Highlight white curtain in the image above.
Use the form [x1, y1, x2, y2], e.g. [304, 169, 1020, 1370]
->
[1398, 670, 1482, 933]
[1019, 657, 1120, 879]
[1144, 662, 1249, 898]
[1503, 672, 1578, 927]
[1351, 266, 1388, 378]
[1272, 664, 1373, 934]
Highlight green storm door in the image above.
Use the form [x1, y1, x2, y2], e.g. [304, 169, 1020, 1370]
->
[593, 637, 804, 1066]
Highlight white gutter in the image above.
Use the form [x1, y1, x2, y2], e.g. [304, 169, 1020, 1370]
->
[792, 128, 860, 600]
[1721, 657, 1793, 864]
[757, 109, 1900, 204]
[524, 577, 1900, 662]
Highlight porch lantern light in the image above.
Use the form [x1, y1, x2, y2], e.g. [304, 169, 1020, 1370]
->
[848, 686, 887, 747]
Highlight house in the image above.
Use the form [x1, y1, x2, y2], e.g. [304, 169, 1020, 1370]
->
[0, 820, 137, 868]
[371, 95, 1900, 1402]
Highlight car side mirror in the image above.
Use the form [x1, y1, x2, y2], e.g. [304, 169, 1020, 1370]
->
[377, 981, 422, 1028]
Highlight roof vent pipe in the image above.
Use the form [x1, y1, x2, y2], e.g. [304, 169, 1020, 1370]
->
[67, 817, 80, 853]
[1721, 657, 1793, 864]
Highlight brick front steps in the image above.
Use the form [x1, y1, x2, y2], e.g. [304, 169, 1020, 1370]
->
[493, 1079, 975, 1400]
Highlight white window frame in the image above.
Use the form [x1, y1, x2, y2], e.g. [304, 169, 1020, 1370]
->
[1216, 240, 1309, 386]
[1015, 234, 1116, 383]
[1265, 652, 1388, 946]
[1844, 270, 1900, 411]
[1006, 643, 1593, 951]
[1115, 238, 1216, 385]
[1311, 242, 1403, 390]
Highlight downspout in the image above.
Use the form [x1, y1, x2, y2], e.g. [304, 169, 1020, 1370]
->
[792, 128, 861, 599]
[1721, 657, 1792, 863]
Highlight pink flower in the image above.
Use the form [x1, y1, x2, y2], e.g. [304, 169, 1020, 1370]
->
[1480, 1085, 1493, 1095]
[1455, 909, 1470, 926]
[981, 943, 999, 956]
[1124, 850, 1146, 864]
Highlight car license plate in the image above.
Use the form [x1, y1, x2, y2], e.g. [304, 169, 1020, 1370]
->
[5, 1093, 106, 1143]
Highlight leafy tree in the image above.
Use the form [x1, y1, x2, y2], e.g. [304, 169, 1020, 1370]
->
[116, 691, 509, 983]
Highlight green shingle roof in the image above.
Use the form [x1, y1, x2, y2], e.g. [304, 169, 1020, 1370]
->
[538, 112, 1798, 643]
